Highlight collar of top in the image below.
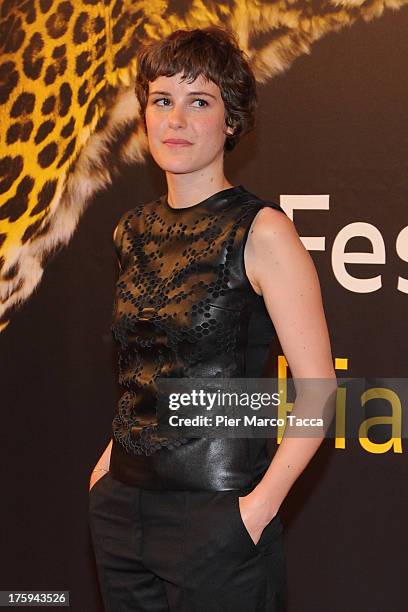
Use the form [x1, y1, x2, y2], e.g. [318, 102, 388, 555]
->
[160, 185, 245, 214]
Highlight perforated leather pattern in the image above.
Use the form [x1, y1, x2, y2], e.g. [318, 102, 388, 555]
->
[110, 185, 285, 456]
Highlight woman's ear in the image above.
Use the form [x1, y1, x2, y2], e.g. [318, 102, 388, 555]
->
[226, 125, 235, 135]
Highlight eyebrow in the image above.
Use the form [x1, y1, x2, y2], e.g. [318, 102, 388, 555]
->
[148, 90, 217, 100]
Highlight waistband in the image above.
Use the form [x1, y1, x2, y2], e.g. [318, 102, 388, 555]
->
[109, 437, 270, 491]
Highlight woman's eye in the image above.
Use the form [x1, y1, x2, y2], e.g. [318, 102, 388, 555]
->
[192, 99, 208, 107]
[152, 98, 208, 107]
[153, 98, 171, 106]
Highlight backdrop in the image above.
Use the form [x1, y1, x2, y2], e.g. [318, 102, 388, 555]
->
[0, 2, 406, 611]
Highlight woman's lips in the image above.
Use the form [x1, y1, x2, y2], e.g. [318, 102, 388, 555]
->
[163, 139, 192, 146]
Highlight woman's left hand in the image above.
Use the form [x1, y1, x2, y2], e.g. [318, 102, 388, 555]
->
[238, 491, 276, 546]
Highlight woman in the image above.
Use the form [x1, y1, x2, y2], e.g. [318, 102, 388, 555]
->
[88, 26, 336, 611]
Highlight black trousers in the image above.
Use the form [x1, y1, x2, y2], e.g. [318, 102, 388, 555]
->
[88, 472, 287, 611]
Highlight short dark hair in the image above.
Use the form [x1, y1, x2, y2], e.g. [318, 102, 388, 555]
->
[134, 26, 257, 152]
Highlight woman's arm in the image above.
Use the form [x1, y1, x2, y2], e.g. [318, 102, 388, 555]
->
[89, 227, 120, 490]
[240, 206, 337, 543]
[89, 225, 120, 490]
[89, 439, 113, 490]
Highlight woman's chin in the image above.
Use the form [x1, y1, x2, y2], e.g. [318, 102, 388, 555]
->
[158, 161, 199, 175]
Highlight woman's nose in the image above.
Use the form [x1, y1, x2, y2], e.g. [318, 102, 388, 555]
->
[168, 105, 186, 127]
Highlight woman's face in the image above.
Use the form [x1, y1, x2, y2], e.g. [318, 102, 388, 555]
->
[145, 73, 233, 176]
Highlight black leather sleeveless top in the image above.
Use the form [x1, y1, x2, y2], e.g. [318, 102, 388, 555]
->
[109, 184, 286, 490]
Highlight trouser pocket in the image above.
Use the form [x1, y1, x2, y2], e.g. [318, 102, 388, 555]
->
[230, 491, 283, 556]
[88, 471, 111, 513]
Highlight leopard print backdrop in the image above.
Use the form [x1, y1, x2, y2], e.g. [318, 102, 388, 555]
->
[0, 0, 407, 332]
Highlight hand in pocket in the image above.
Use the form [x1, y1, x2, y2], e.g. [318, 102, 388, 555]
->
[89, 470, 108, 492]
[238, 493, 275, 546]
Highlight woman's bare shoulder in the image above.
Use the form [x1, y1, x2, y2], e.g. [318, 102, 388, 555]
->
[252, 204, 294, 234]
[246, 205, 300, 258]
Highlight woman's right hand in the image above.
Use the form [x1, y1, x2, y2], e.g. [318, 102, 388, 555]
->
[89, 440, 113, 491]
[89, 469, 108, 492]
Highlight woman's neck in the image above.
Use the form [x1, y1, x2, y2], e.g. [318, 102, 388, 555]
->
[165, 173, 233, 210]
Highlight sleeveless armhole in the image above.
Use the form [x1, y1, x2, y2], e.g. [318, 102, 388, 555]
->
[113, 209, 135, 271]
[113, 216, 124, 264]
[259, 201, 287, 217]
[241, 200, 287, 299]
[243, 201, 287, 377]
